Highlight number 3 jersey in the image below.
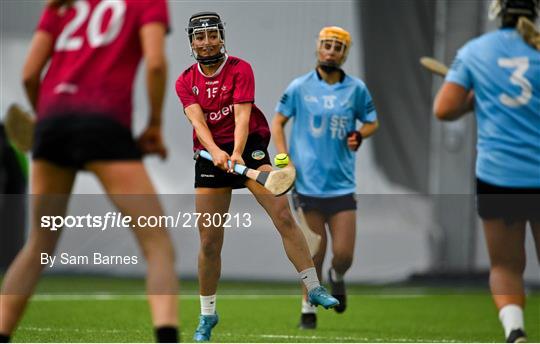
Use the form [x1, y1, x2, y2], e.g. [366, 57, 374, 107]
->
[36, 0, 169, 128]
[276, 70, 377, 197]
[447, 28, 540, 187]
[175, 55, 270, 151]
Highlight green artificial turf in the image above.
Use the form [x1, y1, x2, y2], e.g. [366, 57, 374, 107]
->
[3, 276, 539, 342]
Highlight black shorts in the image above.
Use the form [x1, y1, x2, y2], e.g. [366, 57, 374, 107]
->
[194, 135, 271, 189]
[33, 115, 141, 169]
[292, 191, 357, 218]
[476, 178, 540, 222]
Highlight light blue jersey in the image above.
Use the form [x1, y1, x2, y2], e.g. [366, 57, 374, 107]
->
[446, 28, 540, 187]
[275, 70, 377, 197]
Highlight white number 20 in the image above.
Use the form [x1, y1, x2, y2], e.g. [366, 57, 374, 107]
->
[55, 0, 126, 52]
[497, 57, 532, 107]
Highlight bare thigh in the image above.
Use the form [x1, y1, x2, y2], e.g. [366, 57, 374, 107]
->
[195, 187, 232, 251]
[327, 210, 356, 258]
[29, 160, 77, 253]
[86, 161, 174, 268]
[482, 218, 527, 272]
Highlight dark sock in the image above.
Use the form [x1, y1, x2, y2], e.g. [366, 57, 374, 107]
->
[0, 334, 10, 343]
[155, 326, 178, 343]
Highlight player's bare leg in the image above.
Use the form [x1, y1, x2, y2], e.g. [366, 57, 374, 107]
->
[87, 162, 178, 331]
[302, 211, 328, 278]
[192, 187, 231, 342]
[0, 161, 75, 338]
[482, 218, 527, 342]
[483, 219, 526, 308]
[328, 210, 356, 275]
[327, 210, 356, 313]
[246, 165, 312, 271]
[247, 164, 338, 309]
[194, 188, 231, 296]
[297, 211, 327, 329]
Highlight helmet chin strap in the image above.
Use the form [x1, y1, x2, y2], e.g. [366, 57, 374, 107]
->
[197, 52, 226, 66]
[318, 60, 342, 73]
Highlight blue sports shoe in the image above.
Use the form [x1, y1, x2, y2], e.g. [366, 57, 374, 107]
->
[193, 313, 219, 342]
[308, 286, 340, 309]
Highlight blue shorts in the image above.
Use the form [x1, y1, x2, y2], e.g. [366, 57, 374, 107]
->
[292, 191, 357, 218]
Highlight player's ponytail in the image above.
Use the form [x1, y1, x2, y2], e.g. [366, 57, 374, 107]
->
[47, 0, 75, 8]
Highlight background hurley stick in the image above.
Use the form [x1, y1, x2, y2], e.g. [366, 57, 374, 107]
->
[4, 103, 35, 152]
[419, 56, 449, 77]
[195, 149, 296, 196]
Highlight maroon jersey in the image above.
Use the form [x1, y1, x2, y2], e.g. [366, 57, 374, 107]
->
[36, 0, 169, 128]
[175, 55, 271, 151]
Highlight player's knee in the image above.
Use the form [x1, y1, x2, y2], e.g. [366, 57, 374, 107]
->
[26, 238, 56, 258]
[25, 248, 53, 269]
[200, 239, 222, 258]
[139, 237, 176, 265]
[273, 206, 295, 231]
[14, 244, 53, 275]
[491, 259, 526, 275]
[159, 240, 176, 264]
[333, 253, 353, 272]
[490, 249, 526, 272]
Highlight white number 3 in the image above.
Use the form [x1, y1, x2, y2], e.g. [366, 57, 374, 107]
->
[55, 0, 126, 51]
[497, 57, 531, 107]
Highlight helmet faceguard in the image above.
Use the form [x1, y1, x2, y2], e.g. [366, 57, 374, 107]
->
[187, 12, 226, 66]
[316, 26, 351, 73]
[489, 0, 539, 26]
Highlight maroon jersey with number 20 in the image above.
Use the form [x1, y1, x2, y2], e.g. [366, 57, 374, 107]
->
[36, 0, 170, 128]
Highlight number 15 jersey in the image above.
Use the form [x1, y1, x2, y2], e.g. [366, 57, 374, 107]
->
[446, 28, 540, 187]
[175, 55, 270, 152]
